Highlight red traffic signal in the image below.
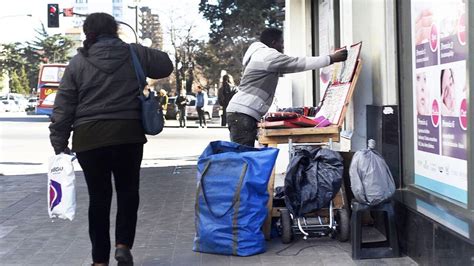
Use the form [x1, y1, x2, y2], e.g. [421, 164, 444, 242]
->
[47, 3, 59, 28]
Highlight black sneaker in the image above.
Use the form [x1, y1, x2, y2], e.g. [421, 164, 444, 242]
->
[115, 247, 133, 266]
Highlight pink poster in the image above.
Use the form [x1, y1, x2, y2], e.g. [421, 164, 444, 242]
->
[411, 0, 468, 203]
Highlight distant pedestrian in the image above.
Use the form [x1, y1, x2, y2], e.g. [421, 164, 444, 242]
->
[155, 89, 168, 123]
[157, 89, 168, 114]
[226, 28, 347, 146]
[195, 85, 208, 128]
[176, 89, 188, 128]
[48, 13, 173, 266]
[218, 74, 237, 126]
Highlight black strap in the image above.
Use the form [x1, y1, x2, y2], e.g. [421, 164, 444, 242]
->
[129, 44, 147, 92]
[197, 161, 248, 219]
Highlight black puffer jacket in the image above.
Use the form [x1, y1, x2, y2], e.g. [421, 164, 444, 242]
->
[49, 37, 173, 153]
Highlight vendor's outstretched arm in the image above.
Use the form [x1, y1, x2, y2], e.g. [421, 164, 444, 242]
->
[267, 49, 348, 74]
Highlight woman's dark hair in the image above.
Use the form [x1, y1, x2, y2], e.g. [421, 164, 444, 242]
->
[80, 13, 118, 56]
[221, 75, 230, 91]
[260, 28, 283, 47]
[222, 74, 230, 88]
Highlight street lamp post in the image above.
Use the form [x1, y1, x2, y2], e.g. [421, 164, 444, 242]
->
[127, 5, 138, 34]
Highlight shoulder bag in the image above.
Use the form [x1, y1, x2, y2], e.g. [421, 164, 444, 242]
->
[130, 44, 164, 135]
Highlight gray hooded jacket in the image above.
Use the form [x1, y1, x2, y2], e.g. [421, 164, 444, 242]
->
[49, 38, 173, 153]
[226, 42, 330, 120]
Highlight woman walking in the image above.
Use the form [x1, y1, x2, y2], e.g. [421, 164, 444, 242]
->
[217, 74, 236, 126]
[49, 13, 173, 265]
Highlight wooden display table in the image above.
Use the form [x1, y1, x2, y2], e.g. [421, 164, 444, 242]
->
[258, 125, 341, 240]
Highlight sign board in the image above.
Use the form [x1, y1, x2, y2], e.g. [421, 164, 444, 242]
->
[411, 0, 468, 203]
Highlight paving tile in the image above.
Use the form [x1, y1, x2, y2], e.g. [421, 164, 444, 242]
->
[0, 167, 417, 266]
[171, 252, 201, 266]
[142, 257, 173, 266]
[201, 253, 231, 266]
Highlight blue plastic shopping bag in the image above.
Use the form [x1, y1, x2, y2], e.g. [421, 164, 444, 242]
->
[193, 141, 279, 256]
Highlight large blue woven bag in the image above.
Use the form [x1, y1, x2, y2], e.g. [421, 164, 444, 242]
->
[193, 141, 279, 256]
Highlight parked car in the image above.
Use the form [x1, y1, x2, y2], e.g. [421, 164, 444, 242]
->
[6, 93, 28, 111]
[166, 95, 196, 120]
[208, 97, 220, 118]
[0, 101, 7, 112]
[26, 97, 38, 112]
[165, 96, 177, 119]
[186, 97, 219, 120]
[0, 95, 21, 112]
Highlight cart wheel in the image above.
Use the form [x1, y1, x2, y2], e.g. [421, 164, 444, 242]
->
[280, 209, 293, 244]
[336, 209, 350, 242]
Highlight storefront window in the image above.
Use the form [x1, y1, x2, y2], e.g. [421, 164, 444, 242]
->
[410, 0, 468, 204]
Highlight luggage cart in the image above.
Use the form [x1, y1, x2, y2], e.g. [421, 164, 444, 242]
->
[276, 138, 350, 243]
[257, 126, 352, 242]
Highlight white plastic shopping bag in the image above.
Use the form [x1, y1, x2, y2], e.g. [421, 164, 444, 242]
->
[47, 153, 76, 220]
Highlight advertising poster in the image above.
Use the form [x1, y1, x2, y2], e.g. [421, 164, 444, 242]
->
[411, 0, 468, 203]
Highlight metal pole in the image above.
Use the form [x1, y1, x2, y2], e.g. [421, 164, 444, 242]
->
[467, 0, 473, 209]
[117, 21, 138, 43]
[135, 6, 138, 34]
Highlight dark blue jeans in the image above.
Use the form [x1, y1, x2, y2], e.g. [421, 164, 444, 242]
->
[227, 112, 258, 147]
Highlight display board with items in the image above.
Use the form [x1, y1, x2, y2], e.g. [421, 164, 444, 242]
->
[260, 42, 362, 129]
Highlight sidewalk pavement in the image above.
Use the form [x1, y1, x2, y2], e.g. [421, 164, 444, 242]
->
[0, 166, 416, 266]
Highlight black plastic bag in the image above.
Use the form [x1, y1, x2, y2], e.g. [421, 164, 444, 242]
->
[284, 147, 343, 217]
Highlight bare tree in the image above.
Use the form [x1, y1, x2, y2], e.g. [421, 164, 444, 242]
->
[166, 12, 202, 95]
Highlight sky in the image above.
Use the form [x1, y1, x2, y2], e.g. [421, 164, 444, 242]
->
[0, 0, 210, 52]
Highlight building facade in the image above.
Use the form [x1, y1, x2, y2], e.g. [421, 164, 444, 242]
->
[284, 0, 473, 264]
[139, 7, 163, 50]
[69, 0, 162, 48]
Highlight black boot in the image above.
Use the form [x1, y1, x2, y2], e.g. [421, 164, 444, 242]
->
[115, 247, 133, 266]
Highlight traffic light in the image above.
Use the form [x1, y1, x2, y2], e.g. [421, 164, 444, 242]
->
[47, 3, 59, 28]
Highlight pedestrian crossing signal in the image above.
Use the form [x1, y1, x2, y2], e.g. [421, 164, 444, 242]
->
[47, 3, 59, 28]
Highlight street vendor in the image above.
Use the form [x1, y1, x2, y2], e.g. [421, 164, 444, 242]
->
[226, 28, 348, 147]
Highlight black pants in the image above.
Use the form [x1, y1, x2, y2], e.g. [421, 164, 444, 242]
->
[227, 112, 258, 147]
[221, 108, 227, 126]
[178, 107, 186, 127]
[197, 106, 206, 127]
[76, 143, 143, 263]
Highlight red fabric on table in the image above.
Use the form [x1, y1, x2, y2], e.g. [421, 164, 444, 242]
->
[264, 112, 300, 121]
[259, 120, 300, 128]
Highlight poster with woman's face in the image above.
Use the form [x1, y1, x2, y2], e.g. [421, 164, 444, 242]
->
[440, 65, 466, 117]
[411, 0, 468, 204]
[415, 69, 440, 155]
[440, 68, 456, 116]
[416, 72, 430, 115]
[440, 63, 467, 162]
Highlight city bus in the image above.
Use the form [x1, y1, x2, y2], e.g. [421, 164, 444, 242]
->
[35, 64, 67, 116]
